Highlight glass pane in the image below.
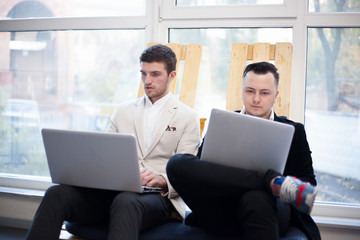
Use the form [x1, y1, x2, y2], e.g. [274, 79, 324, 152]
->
[176, 0, 283, 6]
[1, 0, 146, 19]
[308, 0, 360, 13]
[0, 30, 145, 176]
[305, 27, 360, 204]
[169, 28, 292, 119]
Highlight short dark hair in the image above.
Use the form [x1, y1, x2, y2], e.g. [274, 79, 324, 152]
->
[140, 44, 177, 75]
[242, 61, 279, 88]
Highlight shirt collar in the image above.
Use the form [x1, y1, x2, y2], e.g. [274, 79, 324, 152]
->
[240, 108, 275, 121]
[144, 92, 171, 108]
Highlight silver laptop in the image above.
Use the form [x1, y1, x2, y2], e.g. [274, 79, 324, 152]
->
[42, 128, 161, 193]
[200, 108, 295, 174]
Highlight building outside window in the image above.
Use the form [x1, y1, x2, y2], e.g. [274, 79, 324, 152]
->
[0, 1, 146, 176]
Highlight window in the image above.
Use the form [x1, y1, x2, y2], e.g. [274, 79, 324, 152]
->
[0, 1, 146, 177]
[0, 29, 145, 176]
[308, 0, 360, 13]
[305, 27, 360, 204]
[304, 0, 360, 206]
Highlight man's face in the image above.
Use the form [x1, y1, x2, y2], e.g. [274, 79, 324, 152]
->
[140, 61, 176, 104]
[242, 71, 279, 119]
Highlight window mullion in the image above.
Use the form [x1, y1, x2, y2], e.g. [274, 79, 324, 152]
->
[0, 16, 148, 32]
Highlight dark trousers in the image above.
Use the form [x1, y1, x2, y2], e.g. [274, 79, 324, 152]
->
[166, 154, 291, 240]
[25, 185, 172, 240]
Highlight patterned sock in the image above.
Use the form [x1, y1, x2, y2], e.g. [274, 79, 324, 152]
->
[279, 176, 318, 214]
[272, 176, 285, 197]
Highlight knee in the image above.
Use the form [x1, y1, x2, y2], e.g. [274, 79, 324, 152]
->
[44, 185, 72, 201]
[42, 185, 76, 208]
[167, 154, 196, 177]
[166, 154, 197, 184]
[111, 192, 139, 211]
[167, 154, 187, 173]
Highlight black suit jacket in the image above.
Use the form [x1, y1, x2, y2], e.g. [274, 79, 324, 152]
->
[197, 111, 321, 240]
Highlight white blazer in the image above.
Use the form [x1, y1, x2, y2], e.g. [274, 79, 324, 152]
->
[107, 94, 200, 218]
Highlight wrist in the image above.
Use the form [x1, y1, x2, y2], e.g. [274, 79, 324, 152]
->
[158, 175, 168, 189]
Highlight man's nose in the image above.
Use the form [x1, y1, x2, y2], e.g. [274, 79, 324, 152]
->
[253, 93, 261, 102]
[143, 75, 152, 84]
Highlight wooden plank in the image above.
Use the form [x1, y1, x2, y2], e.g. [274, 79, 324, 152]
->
[200, 118, 206, 137]
[226, 43, 248, 111]
[269, 44, 276, 60]
[247, 44, 253, 60]
[179, 44, 202, 108]
[166, 43, 183, 94]
[137, 80, 145, 98]
[253, 43, 270, 62]
[273, 42, 293, 118]
[247, 44, 275, 60]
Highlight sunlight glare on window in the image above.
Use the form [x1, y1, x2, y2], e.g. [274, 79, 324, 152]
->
[0, 29, 144, 177]
[0, 0, 146, 18]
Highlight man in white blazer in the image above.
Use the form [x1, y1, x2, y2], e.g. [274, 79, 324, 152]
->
[26, 45, 200, 240]
[108, 93, 200, 218]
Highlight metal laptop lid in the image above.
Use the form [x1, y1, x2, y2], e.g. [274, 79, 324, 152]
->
[42, 128, 143, 192]
[200, 108, 295, 174]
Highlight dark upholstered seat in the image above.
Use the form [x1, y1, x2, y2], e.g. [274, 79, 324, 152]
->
[66, 219, 307, 240]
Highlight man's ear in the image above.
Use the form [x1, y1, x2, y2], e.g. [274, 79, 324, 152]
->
[274, 90, 279, 103]
[169, 71, 176, 82]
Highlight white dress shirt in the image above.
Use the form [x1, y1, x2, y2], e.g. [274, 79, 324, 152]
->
[143, 93, 171, 154]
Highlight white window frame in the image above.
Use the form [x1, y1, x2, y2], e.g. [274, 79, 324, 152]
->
[161, 0, 297, 19]
[0, 0, 359, 230]
[0, 16, 148, 31]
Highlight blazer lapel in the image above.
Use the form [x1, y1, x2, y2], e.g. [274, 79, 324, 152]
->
[144, 95, 178, 157]
[134, 97, 146, 157]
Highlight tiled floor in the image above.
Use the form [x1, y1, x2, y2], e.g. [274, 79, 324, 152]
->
[0, 226, 28, 240]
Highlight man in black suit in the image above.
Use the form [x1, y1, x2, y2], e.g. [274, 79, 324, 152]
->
[166, 62, 321, 240]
